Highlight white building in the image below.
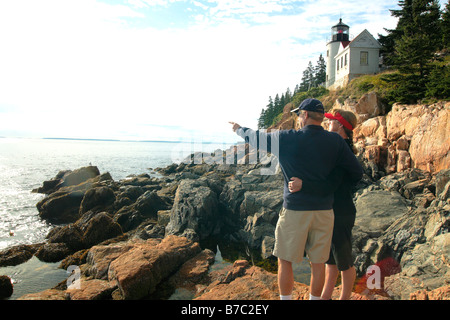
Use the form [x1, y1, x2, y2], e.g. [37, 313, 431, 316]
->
[326, 19, 382, 90]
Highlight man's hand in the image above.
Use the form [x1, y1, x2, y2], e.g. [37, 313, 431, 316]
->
[229, 122, 241, 132]
[289, 177, 303, 193]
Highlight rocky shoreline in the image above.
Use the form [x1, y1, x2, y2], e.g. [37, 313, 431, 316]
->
[0, 96, 449, 300]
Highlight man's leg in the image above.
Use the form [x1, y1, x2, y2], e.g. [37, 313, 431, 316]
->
[308, 209, 334, 299]
[310, 262, 326, 299]
[321, 264, 339, 300]
[278, 258, 294, 299]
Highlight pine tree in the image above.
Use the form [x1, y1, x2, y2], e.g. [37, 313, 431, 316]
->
[379, 0, 413, 67]
[263, 96, 275, 128]
[284, 88, 292, 102]
[257, 108, 266, 129]
[306, 61, 315, 89]
[394, 0, 441, 74]
[299, 63, 310, 92]
[383, 0, 442, 102]
[314, 54, 326, 86]
[442, 1, 450, 48]
[257, 54, 328, 129]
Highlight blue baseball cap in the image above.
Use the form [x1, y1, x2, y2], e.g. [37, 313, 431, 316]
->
[291, 98, 324, 115]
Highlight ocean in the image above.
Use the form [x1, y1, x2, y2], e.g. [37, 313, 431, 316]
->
[0, 137, 233, 299]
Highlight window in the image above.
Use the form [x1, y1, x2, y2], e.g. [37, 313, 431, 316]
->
[337, 59, 339, 71]
[360, 51, 369, 65]
[341, 57, 344, 69]
[345, 53, 348, 66]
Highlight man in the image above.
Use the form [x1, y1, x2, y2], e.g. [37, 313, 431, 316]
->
[230, 98, 363, 300]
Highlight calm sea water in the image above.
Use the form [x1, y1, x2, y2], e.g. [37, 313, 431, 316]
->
[0, 137, 232, 298]
[0, 137, 232, 250]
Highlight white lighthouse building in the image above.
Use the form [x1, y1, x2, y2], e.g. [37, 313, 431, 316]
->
[326, 19, 382, 90]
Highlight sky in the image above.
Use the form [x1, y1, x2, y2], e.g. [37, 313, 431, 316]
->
[0, 0, 412, 143]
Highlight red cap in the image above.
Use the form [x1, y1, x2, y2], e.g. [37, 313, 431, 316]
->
[324, 112, 354, 131]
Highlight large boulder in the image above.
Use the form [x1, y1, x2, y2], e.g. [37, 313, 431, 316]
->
[351, 101, 449, 175]
[338, 92, 387, 123]
[33, 166, 101, 194]
[112, 190, 168, 232]
[36, 190, 85, 224]
[43, 211, 123, 261]
[107, 236, 201, 299]
[66, 278, 116, 300]
[0, 244, 42, 267]
[17, 289, 68, 300]
[81, 212, 123, 248]
[386, 102, 449, 174]
[354, 187, 409, 236]
[0, 275, 13, 299]
[61, 166, 101, 187]
[79, 186, 116, 215]
[239, 190, 282, 250]
[194, 259, 386, 300]
[35, 167, 114, 224]
[165, 179, 220, 240]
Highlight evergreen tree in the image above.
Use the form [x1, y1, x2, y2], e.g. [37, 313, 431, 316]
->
[257, 54, 328, 129]
[284, 88, 292, 102]
[442, 1, 450, 48]
[299, 61, 316, 91]
[382, 0, 442, 102]
[257, 108, 266, 129]
[314, 54, 326, 86]
[393, 0, 441, 74]
[379, 0, 413, 67]
[263, 96, 275, 128]
[306, 61, 315, 89]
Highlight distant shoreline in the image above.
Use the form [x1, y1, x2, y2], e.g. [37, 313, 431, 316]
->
[0, 136, 242, 146]
[41, 137, 237, 144]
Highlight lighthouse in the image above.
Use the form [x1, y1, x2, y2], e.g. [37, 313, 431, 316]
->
[326, 18, 350, 88]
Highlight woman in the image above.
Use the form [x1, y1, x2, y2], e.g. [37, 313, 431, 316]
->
[289, 108, 358, 300]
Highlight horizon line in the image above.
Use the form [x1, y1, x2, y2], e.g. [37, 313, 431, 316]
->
[0, 136, 242, 145]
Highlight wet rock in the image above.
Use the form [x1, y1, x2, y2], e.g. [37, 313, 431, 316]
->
[80, 186, 116, 214]
[0, 244, 42, 267]
[46, 224, 85, 252]
[81, 212, 123, 248]
[36, 190, 85, 224]
[35, 243, 72, 262]
[33, 166, 101, 194]
[0, 275, 13, 299]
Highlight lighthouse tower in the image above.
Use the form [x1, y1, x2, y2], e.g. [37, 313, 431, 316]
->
[326, 19, 350, 88]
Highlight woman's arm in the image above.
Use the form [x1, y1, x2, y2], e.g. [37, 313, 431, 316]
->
[289, 167, 345, 195]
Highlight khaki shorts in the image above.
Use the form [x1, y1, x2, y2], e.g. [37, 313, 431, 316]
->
[273, 207, 334, 264]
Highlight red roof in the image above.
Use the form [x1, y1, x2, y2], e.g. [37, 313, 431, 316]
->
[342, 41, 351, 49]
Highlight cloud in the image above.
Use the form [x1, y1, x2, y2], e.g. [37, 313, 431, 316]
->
[0, 0, 400, 141]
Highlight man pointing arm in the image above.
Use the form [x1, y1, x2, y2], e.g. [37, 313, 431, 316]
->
[230, 98, 363, 300]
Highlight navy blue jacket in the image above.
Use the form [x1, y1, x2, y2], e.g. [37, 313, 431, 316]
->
[302, 139, 357, 217]
[237, 125, 363, 211]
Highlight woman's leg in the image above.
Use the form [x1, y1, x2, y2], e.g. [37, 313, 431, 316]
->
[339, 266, 356, 300]
[321, 264, 339, 300]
